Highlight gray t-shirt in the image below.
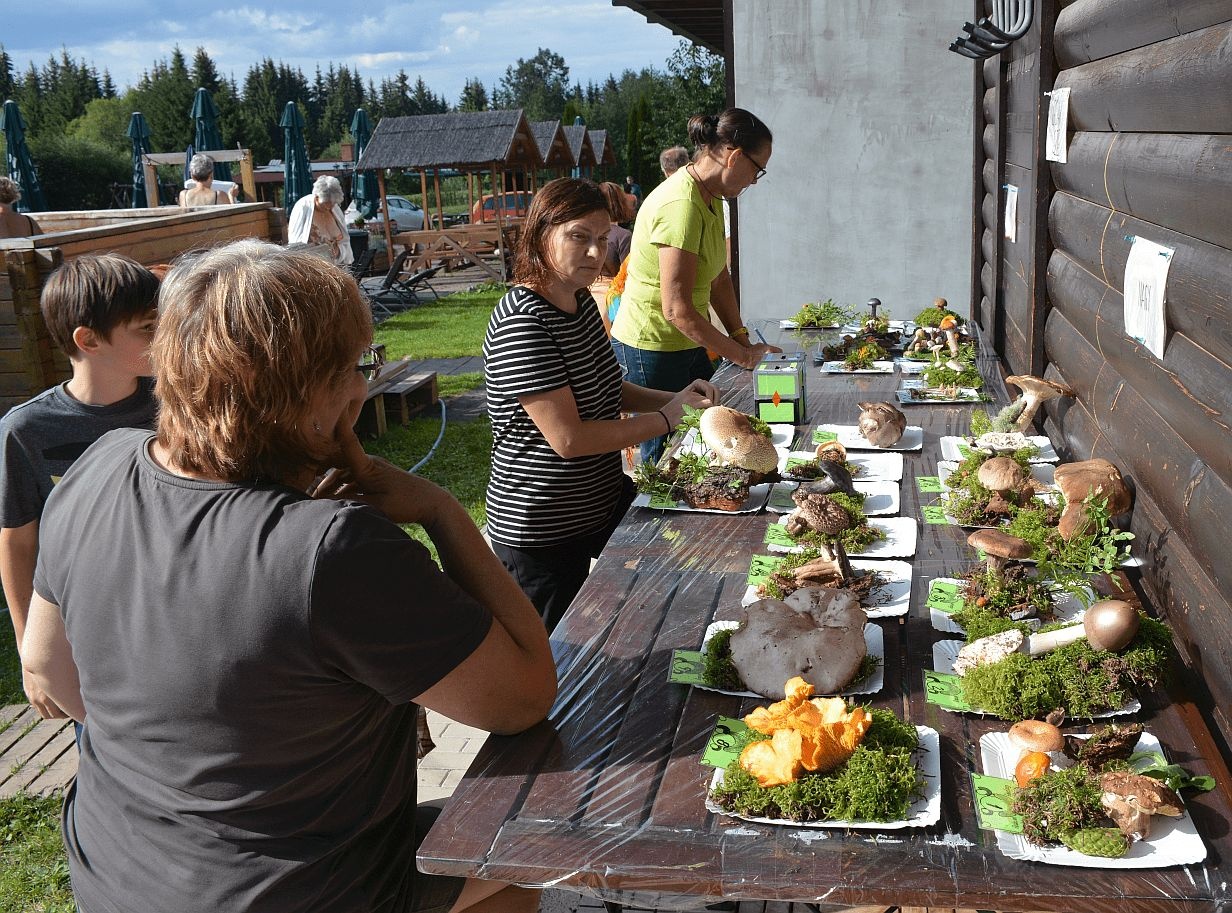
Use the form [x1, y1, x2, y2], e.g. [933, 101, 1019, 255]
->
[0, 377, 157, 528]
[34, 429, 493, 913]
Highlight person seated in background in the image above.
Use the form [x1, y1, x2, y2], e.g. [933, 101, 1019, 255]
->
[598, 181, 634, 278]
[0, 254, 159, 720]
[288, 175, 355, 268]
[623, 174, 642, 204]
[22, 240, 555, 913]
[659, 145, 690, 178]
[0, 176, 41, 239]
[178, 154, 234, 207]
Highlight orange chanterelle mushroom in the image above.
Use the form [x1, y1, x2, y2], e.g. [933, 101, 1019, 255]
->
[738, 676, 872, 787]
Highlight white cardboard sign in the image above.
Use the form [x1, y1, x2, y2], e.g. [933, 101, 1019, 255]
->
[1045, 87, 1071, 163]
[1123, 236, 1174, 360]
[1003, 185, 1018, 243]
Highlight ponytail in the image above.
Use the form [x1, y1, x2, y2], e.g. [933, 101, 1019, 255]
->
[687, 108, 772, 156]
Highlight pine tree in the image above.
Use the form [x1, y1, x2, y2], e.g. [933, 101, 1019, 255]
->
[458, 78, 488, 112]
[101, 69, 116, 99]
[0, 45, 15, 101]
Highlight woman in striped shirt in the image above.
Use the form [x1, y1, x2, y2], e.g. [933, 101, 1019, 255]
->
[484, 178, 719, 630]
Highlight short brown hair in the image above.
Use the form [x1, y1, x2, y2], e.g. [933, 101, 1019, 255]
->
[513, 178, 607, 289]
[153, 240, 371, 483]
[0, 177, 21, 206]
[598, 182, 634, 223]
[41, 253, 160, 358]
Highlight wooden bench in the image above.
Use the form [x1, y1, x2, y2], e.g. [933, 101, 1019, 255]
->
[382, 372, 438, 425]
[355, 357, 439, 439]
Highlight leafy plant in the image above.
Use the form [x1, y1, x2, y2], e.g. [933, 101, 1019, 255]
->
[1034, 495, 1136, 607]
[843, 342, 886, 370]
[794, 299, 856, 328]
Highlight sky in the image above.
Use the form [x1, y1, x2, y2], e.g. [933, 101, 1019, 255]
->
[3, 1, 684, 103]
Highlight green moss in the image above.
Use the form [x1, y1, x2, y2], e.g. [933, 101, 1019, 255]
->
[709, 709, 922, 822]
[1011, 763, 1105, 846]
[913, 306, 960, 327]
[703, 628, 745, 691]
[794, 299, 856, 327]
[958, 614, 1172, 719]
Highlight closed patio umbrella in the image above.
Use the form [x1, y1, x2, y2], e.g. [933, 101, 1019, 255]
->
[1, 99, 47, 212]
[279, 101, 312, 216]
[190, 87, 231, 182]
[127, 112, 153, 207]
[350, 108, 378, 219]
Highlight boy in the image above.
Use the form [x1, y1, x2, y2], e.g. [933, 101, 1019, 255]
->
[0, 253, 159, 717]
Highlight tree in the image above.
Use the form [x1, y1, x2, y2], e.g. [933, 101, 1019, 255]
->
[458, 77, 488, 112]
[495, 48, 569, 121]
[128, 47, 196, 152]
[65, 96, 131, 155]
[0, 45, 16, 101]
[659, 41, 725, 147]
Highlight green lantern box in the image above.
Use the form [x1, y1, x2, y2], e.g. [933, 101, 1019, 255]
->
[754, 352, 807, 424]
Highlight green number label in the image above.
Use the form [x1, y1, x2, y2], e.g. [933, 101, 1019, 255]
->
[763, 523, 798, 547]
[812, 429, 838, 444]
[747, 554, 783, 585]
[956, 443, 973, 458]
[923, 505, 950, 524]
[916, 476, 943, 493]
[923, 670, 971, 711]
[667, 650, 709, 686]
[926, 581, 963, 614]
[649, 493, 677, 509]
[972, 774, 1023, 833]
[702, 716, 749, 768]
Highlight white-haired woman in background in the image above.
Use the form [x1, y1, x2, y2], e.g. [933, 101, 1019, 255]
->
[288, 175, 354, 267]
[178, 154, 234, 207]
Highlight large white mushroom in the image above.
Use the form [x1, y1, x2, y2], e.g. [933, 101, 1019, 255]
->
[1004, 375, 1076, 432]
[699, 406, 779, 474]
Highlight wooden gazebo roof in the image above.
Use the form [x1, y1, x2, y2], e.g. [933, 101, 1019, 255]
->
[529, 120, 575, 169]
[356, 109, 542, 171]
[613, 0, 723, 54]
[561, 124, 598, 169]
[588, 129, 618, 167]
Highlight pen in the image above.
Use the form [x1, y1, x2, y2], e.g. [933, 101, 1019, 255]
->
[754, 328, 768, 345]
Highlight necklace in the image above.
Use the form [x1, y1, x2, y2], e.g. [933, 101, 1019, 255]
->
[686, 163, 724, 205]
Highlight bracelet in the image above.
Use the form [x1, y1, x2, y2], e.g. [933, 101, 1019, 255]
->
[731, 326, 750, 339]
[656, 409, 673, 434]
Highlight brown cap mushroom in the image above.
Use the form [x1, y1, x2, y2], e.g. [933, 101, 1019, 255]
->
[699, 406, 779, 474]
[815, 440, 847, 464]
[856, 401, 907, 448]
[977, 457, 1029, 496]
[1099, 771, 1185, 838]
[933, 297, 949, 309]
[1008, 719, 1064, 756]
[791, 491, 852, 535]
[967, 528, 1033, 576]
[1053, 458, 1132, 540]
[1004, 375, 1076, 432]
[1083, 599, 1139, 652]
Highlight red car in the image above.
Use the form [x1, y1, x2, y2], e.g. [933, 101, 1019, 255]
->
[470, 191, 534, 224]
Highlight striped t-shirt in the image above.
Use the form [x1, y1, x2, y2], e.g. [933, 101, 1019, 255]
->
[484, 285, 625, 548]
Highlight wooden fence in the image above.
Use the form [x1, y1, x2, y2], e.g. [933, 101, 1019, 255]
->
[975, 0, 1232, 752]
[0, 203, 286, 414]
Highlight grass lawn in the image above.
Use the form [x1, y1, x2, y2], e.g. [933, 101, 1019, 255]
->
[0, 287, 495, 906]
[374, 284, 503, 360]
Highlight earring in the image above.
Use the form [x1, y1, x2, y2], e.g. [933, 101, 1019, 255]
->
[312, 421, 322, 433]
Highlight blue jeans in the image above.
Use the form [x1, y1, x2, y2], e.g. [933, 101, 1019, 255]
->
[610, 339, 715, 464]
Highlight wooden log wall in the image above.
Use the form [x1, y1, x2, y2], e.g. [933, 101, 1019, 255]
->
[1037, 0, 1232, 752]
[0, 204, 287, 414]
[970, 0, 1059, 375]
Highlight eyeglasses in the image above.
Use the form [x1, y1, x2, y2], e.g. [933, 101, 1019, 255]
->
[742, 149, 768, 182]
[356, 345, 386, 378]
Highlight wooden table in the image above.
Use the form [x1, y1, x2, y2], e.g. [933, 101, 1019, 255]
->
[419, 321, 1232, 912]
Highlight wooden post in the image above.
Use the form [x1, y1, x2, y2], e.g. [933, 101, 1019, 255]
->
[467, 171, 474, 224]
[143, 159, 160, 207]
[377, 170, 393, 255]
[433, 168, 443, 231]
[492, 162, 508, 279]
[239, 152, 256, 203]
[419, 170, 430, 224]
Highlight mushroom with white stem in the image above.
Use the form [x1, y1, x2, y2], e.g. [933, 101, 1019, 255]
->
[1004, 375, 1076, 432]
[1099, 771, 1184, 841]
[977, 456, 1031, 511]
[1053, 458, 1133, 541]
[944, 327, 960, 357]
[966, 528, 1033, 579]
[930, 343, 945, 364]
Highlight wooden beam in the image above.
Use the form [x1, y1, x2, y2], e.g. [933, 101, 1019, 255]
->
[377, 170, 393, 255]
[433, 168, 443, 231]
[1055, 0, 1232, 67]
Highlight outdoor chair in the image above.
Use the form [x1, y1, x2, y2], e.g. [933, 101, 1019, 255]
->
[349, 248, 377, 280]
[360, 249, 417, 321]
[398, 265, 441, 302]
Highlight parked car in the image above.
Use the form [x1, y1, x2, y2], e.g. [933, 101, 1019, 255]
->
[346, 195, 426, 233]
[470, 191, 534, 224]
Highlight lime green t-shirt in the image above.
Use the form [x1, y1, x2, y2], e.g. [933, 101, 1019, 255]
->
[611, 168, 726, 352]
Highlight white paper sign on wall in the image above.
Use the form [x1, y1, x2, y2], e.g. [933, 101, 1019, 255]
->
[1123, 236, 1174, 360]
[1003, 185, 1018, 243]
[1045, 87, 1071, 163]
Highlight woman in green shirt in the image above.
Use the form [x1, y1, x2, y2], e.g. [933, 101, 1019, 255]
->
[611, 108, 780, 463]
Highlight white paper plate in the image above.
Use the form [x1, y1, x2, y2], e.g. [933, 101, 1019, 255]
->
[938, 460, 1056, 491]
[674, 424, 796, 455]
[742, 559, 913, 618]
[940, 435, 1058, 463]
[814, 424, 924, 452]
[840, 320, 914, 334]
[931, 641, 1141, 718]
[979, 731, 1206, 867]
[780, 318, 842, 330]
[897, 387, 983, 405]
[819, 361, 896, 374]
[926, 576, 1088, 634]
[895, 357, 930, 375]
[769, 480, 899, 517]
[706, 726, 941, 829]
[777, 451, 905, 485]
[632, 483, 773, 515]
[696, 621, 884, 698]
[765, 516, 917, 559]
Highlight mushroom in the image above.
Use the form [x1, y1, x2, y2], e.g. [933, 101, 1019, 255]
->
[1053, 458, 1133, 541]
[856, 401, 907, 448]
[907, 327, 928, 353]
[1008, 719, 1064, 759]
[785, 490, 853, 540]
[977, 456, 1030, 507]
[815, 440, 847, 464]
[933, 297, 949, 311]
[1024, 598, 1140, 655]
[930, 343, 945, 364]
[1004, 375, 1077, 432]
[699, 406, 779, 474]
[788, 539, 854, 585]
[966, 528, 1033, 578]
[1099, 771, 1184, 841]
[798, 460, 857, 498]
[944, 327, 960, 357]
[728, 590, 867, 697]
